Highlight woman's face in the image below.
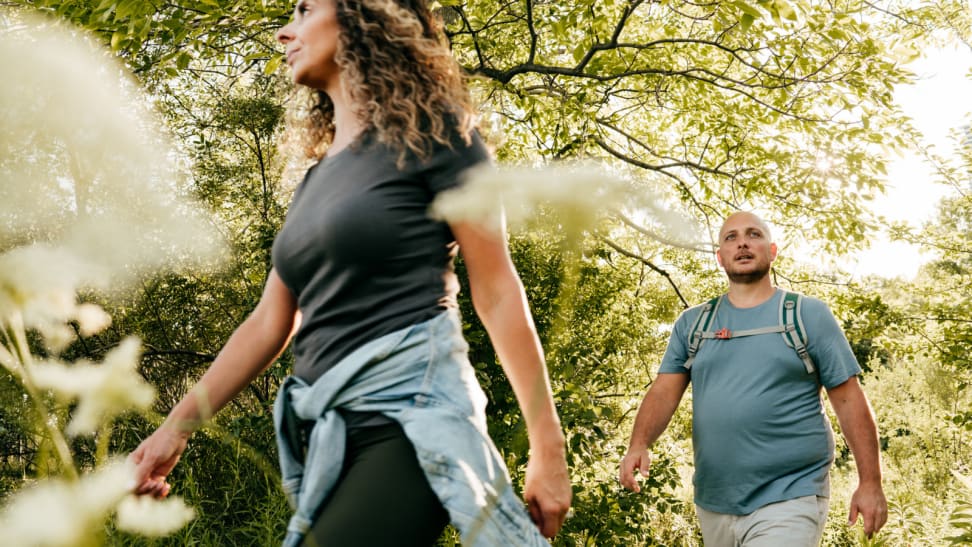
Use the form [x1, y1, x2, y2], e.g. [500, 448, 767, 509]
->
[276, 0, 342, 90]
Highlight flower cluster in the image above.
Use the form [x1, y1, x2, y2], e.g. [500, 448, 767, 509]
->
[431, 162, 703, 250]
[431, 162, 627, 231]
[31, 338, 156, 436]
[0, 14, 225, 545]
[0, 460, 194, 544]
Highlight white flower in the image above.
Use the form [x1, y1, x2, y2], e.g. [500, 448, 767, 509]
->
[431, 162, 705, 250]
[0, 15, 225, 293]
[43, 324, 78, 356]
[431, 163, 627, 231]
[31, 337, 155, 436]
[74, 303, 111, 337]
[0, 245, 97, 324]
[0, 245, 108, 353]
[0, 479, 89, 546]
[0, 460, 132, 546]
[115, 495, 195, 537]
[79, 459, 137, 512]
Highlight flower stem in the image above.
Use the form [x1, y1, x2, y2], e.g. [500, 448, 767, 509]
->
[2, 315, 79, 481]
[96, 421, 112, 465]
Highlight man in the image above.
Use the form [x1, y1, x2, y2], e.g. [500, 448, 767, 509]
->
[619, 212, 887, 546]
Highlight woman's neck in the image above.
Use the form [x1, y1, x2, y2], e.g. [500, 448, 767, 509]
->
[323, 80, 365, 157]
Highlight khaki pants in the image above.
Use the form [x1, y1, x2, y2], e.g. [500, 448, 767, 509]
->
[696, 495, 829, 547]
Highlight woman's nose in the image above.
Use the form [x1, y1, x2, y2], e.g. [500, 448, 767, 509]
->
[276, 23, 294, 44]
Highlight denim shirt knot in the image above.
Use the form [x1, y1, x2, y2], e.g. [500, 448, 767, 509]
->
[273, 311, 549, 547]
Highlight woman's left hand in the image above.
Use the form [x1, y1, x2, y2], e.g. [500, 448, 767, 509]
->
[450, 220, 572, 536]
[524, 445, 572, 539]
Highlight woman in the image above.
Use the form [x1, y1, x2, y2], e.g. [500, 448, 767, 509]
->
[129, 0, 572, 545]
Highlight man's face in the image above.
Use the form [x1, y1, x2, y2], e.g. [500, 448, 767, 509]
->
[716, 213, 777, 284]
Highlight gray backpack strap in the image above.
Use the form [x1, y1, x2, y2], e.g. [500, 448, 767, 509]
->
[684, 296, 722, 370]
[779, 291, 815, 374]
[700, 325, 785, 339]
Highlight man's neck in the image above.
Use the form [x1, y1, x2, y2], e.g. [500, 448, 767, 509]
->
[725, 278, 776, 308]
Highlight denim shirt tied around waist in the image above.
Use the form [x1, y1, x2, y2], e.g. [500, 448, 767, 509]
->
[273, 310, 549, 547]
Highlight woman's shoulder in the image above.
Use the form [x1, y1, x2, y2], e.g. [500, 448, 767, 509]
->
[400, 120, 487, 173]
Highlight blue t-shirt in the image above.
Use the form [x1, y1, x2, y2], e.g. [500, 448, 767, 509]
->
[658, 289, 861, 514]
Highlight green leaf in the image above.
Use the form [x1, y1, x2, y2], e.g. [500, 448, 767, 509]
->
[572, 42, 588, 64]
[827, 27, 847, 41]
[732, 0, 764, 19]
[110, 30, 124, 52]
[775, 0, 798, 21]
[115, 0, 137, 19]
[176, 51, 192, 70]
[263, 54, 284, 75]
[740, 13, 756, 32]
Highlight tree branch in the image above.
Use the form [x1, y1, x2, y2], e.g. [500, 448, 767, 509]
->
[599, 236, 690, 308]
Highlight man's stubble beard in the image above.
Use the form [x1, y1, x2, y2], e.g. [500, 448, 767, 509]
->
[726, 263, 771, 284]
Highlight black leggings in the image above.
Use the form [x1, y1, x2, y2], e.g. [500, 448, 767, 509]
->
[299, 422, 450, 547]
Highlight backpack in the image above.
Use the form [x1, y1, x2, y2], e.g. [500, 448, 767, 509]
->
[682, 290, 816, 374]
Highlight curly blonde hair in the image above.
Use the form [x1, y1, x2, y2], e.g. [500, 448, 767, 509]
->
[285, 0, 476, 164]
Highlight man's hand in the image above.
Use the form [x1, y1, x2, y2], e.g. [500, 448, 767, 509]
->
[848, 481, 888, 537]
[619, 447, 651, 492]
[827, 377, 887, 538]
[523, 450, 572, 539]
[620, 373, 687, 493]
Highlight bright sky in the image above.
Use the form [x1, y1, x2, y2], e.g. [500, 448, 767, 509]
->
[844, 44, 972, 279]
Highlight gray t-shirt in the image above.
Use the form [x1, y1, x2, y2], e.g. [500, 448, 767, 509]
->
[658, 289, 861, 514]
[271, 130, 489, 385]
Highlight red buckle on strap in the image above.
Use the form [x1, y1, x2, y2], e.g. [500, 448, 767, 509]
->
[715, 328, 732, 339]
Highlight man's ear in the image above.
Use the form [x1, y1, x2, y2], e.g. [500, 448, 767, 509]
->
[769, 242, 778, 262]
[715, 249, 723, 267]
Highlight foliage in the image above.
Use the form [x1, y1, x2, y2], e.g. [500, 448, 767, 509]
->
[106, 413, 289, 546]
[0, 14, 216, 544]
[2, 0, 972, 545]
[10, 0, 291, 77]
[459, 217, 697, 544]
[449, 0, 949, 262]
[95, 56, 296, 547]
[949, 471, 972, 544]
[831, 345, 968, 546]
[904, 100, 972, 546]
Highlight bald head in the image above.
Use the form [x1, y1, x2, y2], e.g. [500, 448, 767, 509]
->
[718, 212, 773, 244]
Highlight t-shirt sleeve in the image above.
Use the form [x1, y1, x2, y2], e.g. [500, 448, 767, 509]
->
[422, 129, 491, 194]
[803, 297, 862, 388]
[657, 308, 697, 374]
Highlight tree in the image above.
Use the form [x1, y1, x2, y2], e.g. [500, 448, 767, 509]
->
[449, 1, 958, 266]
[10, 0, 960, 292]
[1, 6, 297, 541]
[4, 0, 290, 77]
[4, 0, 970, 544]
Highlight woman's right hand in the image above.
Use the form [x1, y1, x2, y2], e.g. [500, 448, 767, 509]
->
[126, 270, 299, 498]
[128, 426, 190, 498]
